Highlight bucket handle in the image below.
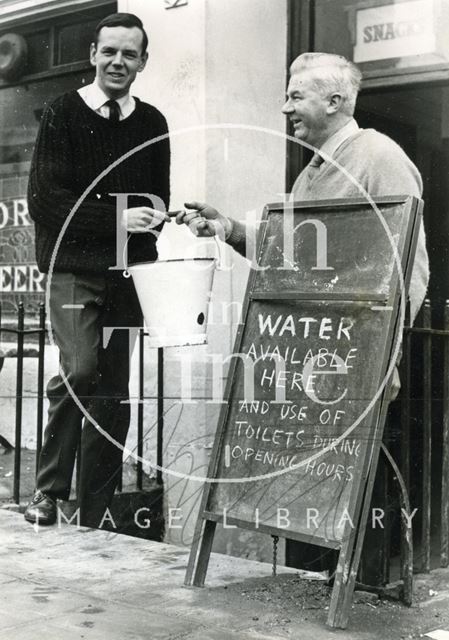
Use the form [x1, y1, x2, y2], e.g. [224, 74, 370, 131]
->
[122, 233, 132, 278]
[121, 214, 225, 278]
[211, 223, 225, 270]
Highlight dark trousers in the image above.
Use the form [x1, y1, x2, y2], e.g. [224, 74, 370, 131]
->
[36, 271, 142, 527]
[286, 405, 398, 586]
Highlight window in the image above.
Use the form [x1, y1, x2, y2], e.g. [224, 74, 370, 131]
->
[0, 3, 116, 313]
[0, 3, 116, 86]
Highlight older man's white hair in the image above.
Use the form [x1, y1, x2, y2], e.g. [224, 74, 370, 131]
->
[290, 53, 362, 116]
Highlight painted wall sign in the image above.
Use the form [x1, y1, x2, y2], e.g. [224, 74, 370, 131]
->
[353, 0, 436, 63]
[0, 194, 44, 313]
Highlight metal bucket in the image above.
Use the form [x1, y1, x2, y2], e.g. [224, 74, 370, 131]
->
[128, 258, 217, 347]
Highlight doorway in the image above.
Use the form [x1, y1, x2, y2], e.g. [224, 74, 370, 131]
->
[357, 84, 449, 319]
[357, 85, 449, 573]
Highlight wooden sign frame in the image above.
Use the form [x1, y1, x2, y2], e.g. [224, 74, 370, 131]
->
[185, 196, 422, 629]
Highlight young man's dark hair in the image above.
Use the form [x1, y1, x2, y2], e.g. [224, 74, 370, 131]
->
[94, 12, 149, 54]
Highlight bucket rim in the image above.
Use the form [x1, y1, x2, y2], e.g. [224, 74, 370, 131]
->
[129, 257, 216, 268]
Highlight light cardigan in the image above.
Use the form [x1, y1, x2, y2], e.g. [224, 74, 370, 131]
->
[227, 127, 429, 321]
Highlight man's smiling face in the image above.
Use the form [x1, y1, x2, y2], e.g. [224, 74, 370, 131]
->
[90, 25, 148, 99]
[282, 71, 331, 150]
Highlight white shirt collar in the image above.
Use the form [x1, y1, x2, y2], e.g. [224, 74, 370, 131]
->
[318, 118, 360, 161]
[77, 81, 135, 120]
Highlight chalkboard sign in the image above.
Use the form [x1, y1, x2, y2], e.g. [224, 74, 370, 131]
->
[185, 196, 422, 629]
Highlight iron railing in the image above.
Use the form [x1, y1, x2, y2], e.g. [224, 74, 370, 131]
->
[0, 302, 164, 506]
[400, 300, 449, 572]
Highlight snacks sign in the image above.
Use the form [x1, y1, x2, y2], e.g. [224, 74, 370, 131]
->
[354, 0, 436, 63]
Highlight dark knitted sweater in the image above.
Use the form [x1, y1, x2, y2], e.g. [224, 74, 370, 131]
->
[28, 90, 170, 274]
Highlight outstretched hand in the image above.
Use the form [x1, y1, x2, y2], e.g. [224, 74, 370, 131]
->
[176, 201, 232, 238]
[121, 206, 171, 233]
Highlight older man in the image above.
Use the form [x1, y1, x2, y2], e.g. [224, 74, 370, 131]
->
[25, 13, 171, 527]
[178, 52, 429, 580]
[177, 52, 429, 321]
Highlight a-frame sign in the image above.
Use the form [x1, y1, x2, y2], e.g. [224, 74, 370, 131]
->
[185, 196, 422, 628]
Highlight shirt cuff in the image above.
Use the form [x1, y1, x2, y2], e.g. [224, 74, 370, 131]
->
[226, 218, 246, 245]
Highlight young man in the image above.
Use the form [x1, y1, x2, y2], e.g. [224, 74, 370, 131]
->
[25, 13, 171, 527]
[177, 52, 429, 322]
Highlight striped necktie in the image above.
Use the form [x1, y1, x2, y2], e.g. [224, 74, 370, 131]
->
[105, 99, 120, 123]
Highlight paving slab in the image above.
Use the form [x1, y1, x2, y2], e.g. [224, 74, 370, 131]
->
[1, 509, 449, 640]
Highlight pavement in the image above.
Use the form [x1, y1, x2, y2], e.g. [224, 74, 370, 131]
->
[1, 509, 449, 640]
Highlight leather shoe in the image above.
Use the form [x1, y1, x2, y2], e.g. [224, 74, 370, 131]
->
[24, 490, 57, 525]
